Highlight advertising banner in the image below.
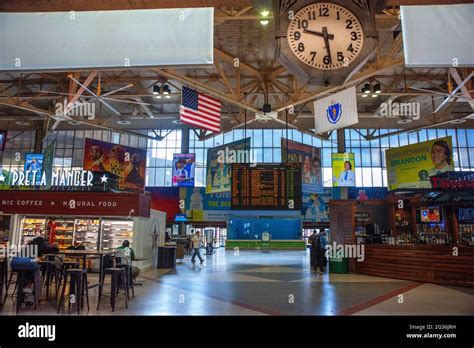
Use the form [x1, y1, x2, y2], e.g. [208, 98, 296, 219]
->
[24, 153, 44, 172]
[302, 189, 331, 222]
[24, 153, 44, 183]
[332, 153, 356, 187]
[281, 139, 323, 193]
[313, 86, 358, 134]
[385, 136, 454, 190]
[348, 187, 388, 200]
[206, 138, 250, 193]
[184, 187, 231, 222]
[83, 138, 146, 191]
[147, 187, 180, 223]
[43, 140, 56, 190]
[0, 130, 6, 152]
[172, 153, 195, 187]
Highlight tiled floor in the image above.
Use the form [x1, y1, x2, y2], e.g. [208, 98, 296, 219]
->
[1, 248, 473, 316]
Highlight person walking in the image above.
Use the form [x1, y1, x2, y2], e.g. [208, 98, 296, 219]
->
[313, 231, 328, 274]
[191, 231, 204, 264]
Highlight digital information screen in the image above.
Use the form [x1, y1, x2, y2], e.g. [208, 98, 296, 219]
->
[231, 163, 302, 210]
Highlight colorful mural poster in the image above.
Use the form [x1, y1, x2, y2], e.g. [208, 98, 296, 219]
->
[302, 189, 331, 222]
[385, 137, 454, 190]
[172, 153, 195, 187]
[83, 138, 146, 191]
[332, 153, 356, 187]
[281, 138, 323, 193]
[205, 138, 250, 193]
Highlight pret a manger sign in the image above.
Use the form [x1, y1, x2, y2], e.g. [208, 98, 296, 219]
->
[8, 169, 93, 187]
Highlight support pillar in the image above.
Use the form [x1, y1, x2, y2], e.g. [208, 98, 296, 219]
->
[337, 128, 348, 200]
[179, 125, 190, 237]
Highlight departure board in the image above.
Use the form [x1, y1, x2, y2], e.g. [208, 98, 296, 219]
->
[231, 163, 302, 210]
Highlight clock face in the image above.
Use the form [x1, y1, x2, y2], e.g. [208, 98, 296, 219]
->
[287, 2, 365, 70]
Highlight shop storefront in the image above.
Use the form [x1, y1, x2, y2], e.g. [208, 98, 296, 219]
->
[0, 190, 166, 270]
[330, 172, 474, 287]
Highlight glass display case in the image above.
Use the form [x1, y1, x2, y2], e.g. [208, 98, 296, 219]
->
[101, 219, 134, 250]
[73, 219, 100, 250]
[20, 217, 47, 245]
[52, 218, 75, 250]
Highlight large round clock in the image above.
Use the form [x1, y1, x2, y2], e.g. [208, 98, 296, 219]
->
[287, 2, 365, 70]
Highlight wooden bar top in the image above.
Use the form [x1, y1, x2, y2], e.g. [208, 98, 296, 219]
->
[355, 244, 474, 287]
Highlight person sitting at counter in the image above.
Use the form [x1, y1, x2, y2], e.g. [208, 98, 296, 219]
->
[116, 240, 140, 281]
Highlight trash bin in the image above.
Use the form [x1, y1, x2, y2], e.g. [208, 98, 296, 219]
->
[329, 256, 349, 274]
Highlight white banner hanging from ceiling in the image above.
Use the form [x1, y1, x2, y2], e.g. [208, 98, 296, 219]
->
[401, 4, 474, 67]
[0, 8, 214, 71]
[313, 86, 358, 134]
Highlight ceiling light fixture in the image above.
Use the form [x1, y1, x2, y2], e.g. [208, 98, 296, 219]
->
[117, 120, 131, 125]
[374, 83, 381, 94]
[162, 84, 171, 95]
[153, 85, 160, 95]
[260, 19, 269, 26]
[15, 121, 30, 126]
[362, 83, 371, 94]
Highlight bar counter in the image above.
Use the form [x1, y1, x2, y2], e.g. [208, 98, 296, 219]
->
[355, 244, 474, 287]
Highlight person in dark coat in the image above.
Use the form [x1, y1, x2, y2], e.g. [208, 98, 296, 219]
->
[313, 231, 328, 274]
[308, 230, 317, 268]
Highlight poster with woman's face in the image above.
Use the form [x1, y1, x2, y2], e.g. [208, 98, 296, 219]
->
[83, 138, 146, 191]
[281, 139, 323, 193]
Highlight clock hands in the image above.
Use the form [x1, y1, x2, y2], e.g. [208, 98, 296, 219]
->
[303, 28, 335, 41]
[303, 27, 334, 65]
[322, 27, 333, 65]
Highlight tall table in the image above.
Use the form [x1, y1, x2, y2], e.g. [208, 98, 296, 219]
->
[55, 250, 115, 289]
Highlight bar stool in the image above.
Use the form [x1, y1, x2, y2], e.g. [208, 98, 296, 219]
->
[57, 268, 89, 314]
[56, 260, 80, 297]
[116, 263, 135, 299]
[97, 268, 128, 312]
[39, 258, 58, 300]
[3, 268, 20, 305]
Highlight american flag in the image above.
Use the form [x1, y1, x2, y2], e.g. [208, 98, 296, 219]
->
[179, 86, 221, 133]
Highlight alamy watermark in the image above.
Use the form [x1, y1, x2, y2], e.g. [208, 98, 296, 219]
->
[216, 146, 258, 167]
[54, 98, 95, 120]
[379, 100, 420, 120]
[0, 244, 38, 259]
[325, 242, 365, 262]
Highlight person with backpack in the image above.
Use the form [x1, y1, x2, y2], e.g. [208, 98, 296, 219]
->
[308, 230, 318, 268]
[312, 231, 328, 274]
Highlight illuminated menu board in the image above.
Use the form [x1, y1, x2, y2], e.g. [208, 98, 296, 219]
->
[231, 163, 302, 210]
